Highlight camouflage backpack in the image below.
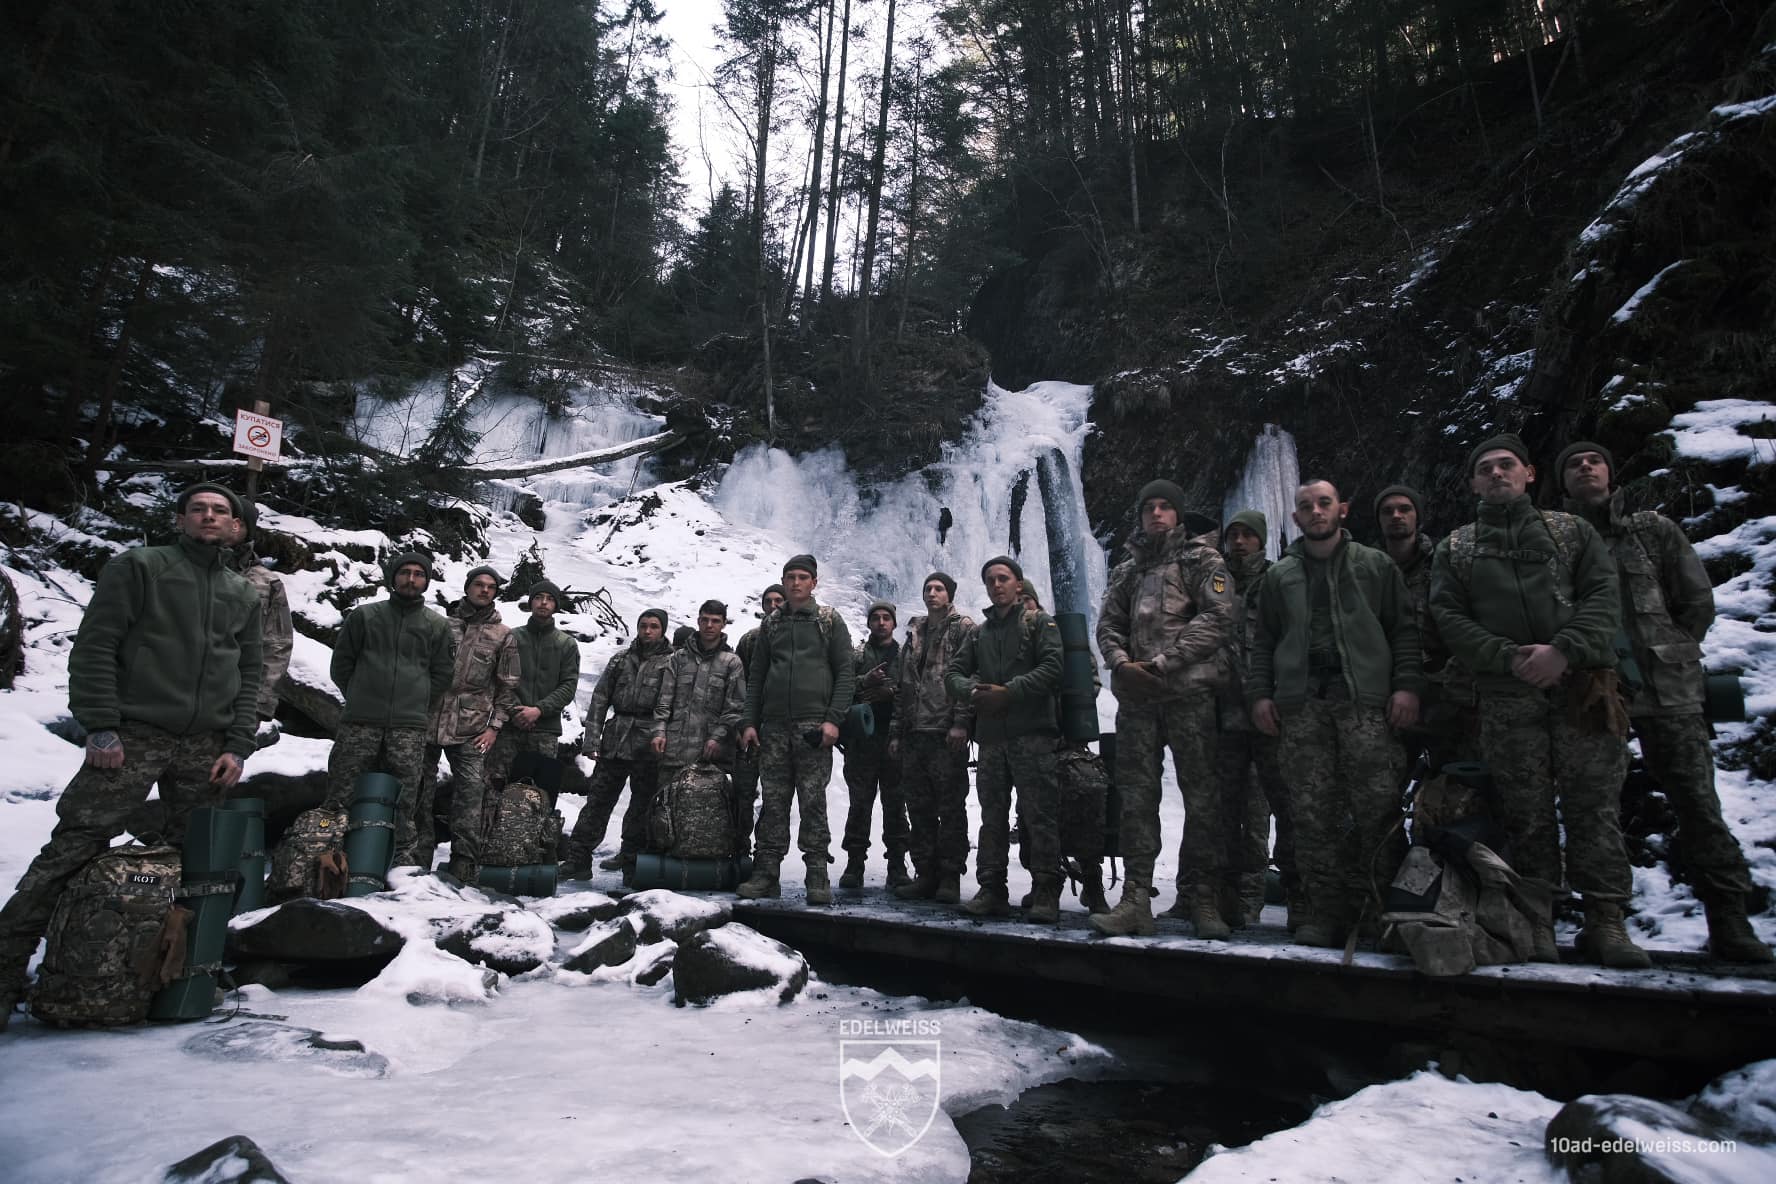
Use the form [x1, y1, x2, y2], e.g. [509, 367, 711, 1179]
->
[267, 807, 350, 904]
[648, 765, 736, 859]
[480, 780, 563, 866]
[1056, 747, 1109, 862]
[29, 844, 187, 1027]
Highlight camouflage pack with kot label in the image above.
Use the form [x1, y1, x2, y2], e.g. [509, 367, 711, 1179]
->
[29, 844, 190, 1027]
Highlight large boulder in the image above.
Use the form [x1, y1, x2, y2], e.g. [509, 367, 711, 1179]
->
[1687, 1059, 1776, 1146]
[616, 889, 731, 944]
[227, 899, 404, 980]
[1545, 1094, 1741, 1184]
[435, 911, 553, 976]
[533, 892, 621, 932]
[560, 917, 640, 973]
[673, 924, 808, 1006]
[164, 1134, 293, 1183]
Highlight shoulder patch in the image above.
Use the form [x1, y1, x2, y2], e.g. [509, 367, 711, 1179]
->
[1211, 572, 1227, 595]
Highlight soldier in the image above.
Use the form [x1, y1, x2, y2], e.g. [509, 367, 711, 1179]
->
[486, 580, 581, 790]
[651, 600, 746, 774]
[1559, 441, 1771, 962]
[1093, 481, 1235, 939]
[1192, 510, 1296, 930]
[839, 601, 908, 890]
[562, 609, 674, 881]
[891, 573, 974, 905]
[1430, 434, 1650, 968]
[1376, 484, 1472, 772]
[732, 584, 786, 855]
[224, 503, 292, 741]
[417, 566, 519, 879]
[324, 550, 455, 866]
[737, 556, 856, 904]
[1249, 479, 1421, 949]
[945, 556, 1064, 922]
[0, 483, 262, 1031]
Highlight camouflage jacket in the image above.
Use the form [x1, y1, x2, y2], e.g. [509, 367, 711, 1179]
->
[652, 635, 746, 767]
[1568, 489, 1713, 716]
[852, 636, 901, 734]
[890, 610, 976, 742]
[231, 547, 292, 720]
[1218, 551, 1270, 728]
[736, 625, 762, 678]
[433, 599, 520, 746]
[587, 637, 674, 759]
[1394, 532, 1453, 677]
[1097, 522, 1234, 698]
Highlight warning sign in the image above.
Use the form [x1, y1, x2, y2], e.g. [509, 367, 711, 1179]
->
[232, 409, 284, 462]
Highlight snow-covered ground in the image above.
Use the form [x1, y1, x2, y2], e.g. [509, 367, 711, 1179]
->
[5, 377, 1776, 1180]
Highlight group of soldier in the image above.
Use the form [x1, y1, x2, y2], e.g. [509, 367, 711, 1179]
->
[2, 426, 1770, 1030]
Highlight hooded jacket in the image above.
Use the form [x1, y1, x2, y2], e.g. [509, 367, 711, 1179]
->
[889, 609, 977, 741]
[331, 568, 455, 729]
[1250, 531, 1423, 710]
[1430, 494, 1620, 692]
[514, 613, 581, 736]
[69, 535, 264, 757]
[587, 636, 674, 759]
[1096, 521, 1234, 698]
[432, 598, 520, 746]
[1566, 488, 1712, 715]
[653, 634, 746, 767]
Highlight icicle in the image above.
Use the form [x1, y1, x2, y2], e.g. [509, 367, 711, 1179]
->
[1222, 424, 1302, 560]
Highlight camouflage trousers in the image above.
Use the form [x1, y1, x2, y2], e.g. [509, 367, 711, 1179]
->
[416, 742, 487, 870]
[975, 734, 1060, 888]
[566, 756, 659, 865]
[485, 728, 562, 791]
[1114, 694, 1218, 890]
[754, 724, 834, 872]
[1633, 713, 1752, 902]
[1478, 686, 1631, 901]
[841, 736, 908, 862]
[1278, 697, 1405, 928]
[732, 748, 761, 853]
[900, 732, 971, 878]
[323, 723, 429, 866]
[0, 721, 224, 995]
[1191, 723, 1292, 918]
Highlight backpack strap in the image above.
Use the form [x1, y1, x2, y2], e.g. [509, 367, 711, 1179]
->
[1448, 514, 1581, 609]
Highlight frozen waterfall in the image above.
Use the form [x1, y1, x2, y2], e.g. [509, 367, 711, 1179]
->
[1222, 424, 1301, 560]
[715, 381, 1108, 627]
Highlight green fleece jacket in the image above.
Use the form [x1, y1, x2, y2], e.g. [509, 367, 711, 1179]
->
[944, 603, 1063, 744]
[1248, 532, 1423, 710]
[69, 535, 264, 756]
[331, 594, 456, 728]
[515, 615, 582, 735]
[1430, 494, 1621, 691]
[742, 600, 856, 727]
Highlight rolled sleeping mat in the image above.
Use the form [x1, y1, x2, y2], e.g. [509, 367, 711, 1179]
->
[477, 864, 559, 897]
[147, 806, 248, 1021]
[345, 772, 401, 897]
[839, 702, 876, 747]
[1441, 761, 1494, 792]
[1056, 612, 1100, 743]
[1706, 673, 1746, 724]
[632, 853, 755, 892]
[221, 797, 267, 915]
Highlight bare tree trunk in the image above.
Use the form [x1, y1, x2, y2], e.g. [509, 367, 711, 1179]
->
[819, 0, 854, 305]
[751, 18, 780, 440]
[895, 64, 923, 346]
[855, 0, 897, 360]
[795, 0, 837, 311]
[80, 260, 153, 485]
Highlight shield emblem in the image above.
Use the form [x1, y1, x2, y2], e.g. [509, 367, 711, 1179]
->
[1211, 572, 1228, 595]
[839, 1039, 941, 1156]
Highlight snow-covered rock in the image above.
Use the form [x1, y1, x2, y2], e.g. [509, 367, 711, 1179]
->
[164, 1134, 293, 1184]
[533, 890, 621, 931]
[227, 899, 404, 970]
[358, 940, 500, 1006]
[616, 888, 732, 943]
[559, 916, 640, 972]
[1545, 1093, 1763, 1184]
[672, 923, 808, 1007]
[180, 1020, 391, 1079]
[433, 909, 553, 976]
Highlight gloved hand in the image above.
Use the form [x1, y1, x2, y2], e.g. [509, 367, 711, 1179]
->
[972, 684, 1012, 718]
[1112, 661, 1165, 702]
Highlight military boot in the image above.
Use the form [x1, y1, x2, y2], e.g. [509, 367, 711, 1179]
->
[1705, 901, 1776, 964]
[1578, 899, 1652, 969]
[444, 854, 477, 883]
[838, 856, 865, 891]
[1026, 877, 1062, 924]
[1530, 920, 1560, 963]
[559, 857, 591, 882]
[598, 853, 628, 872]
[1237, 874, 1268, 929]
[960, 883, 1012, 918]
[886, 858, 912, 890]
[1079, 864, 1110, 915]
[1191, 890, 1232, 941]
[736, 862, 781, 899]
[806, 864, 833, 906]
[895, 871, 940, 900]
[1293, 915, 1345, 948]
[934, 873, 962, 904]
[1158, 894, 1192, 921]
[1090, 879, 1156, 937]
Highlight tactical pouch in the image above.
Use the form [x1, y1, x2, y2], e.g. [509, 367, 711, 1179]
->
[1566, 669, 1630, 738]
